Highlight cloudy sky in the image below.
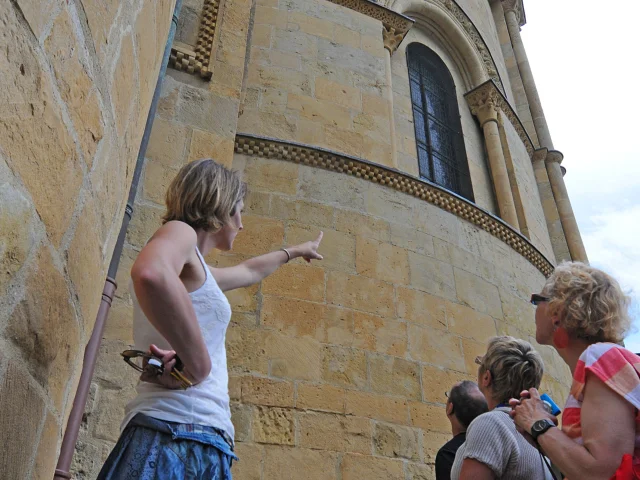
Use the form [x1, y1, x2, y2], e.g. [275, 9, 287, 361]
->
[520, 0, 640, 348]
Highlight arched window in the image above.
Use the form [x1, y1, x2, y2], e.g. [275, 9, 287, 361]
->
[407, 43, 473, 201]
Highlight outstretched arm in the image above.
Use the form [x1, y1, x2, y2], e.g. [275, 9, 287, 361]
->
[212, 232, 324, 292]
[130, 221, 211, 385]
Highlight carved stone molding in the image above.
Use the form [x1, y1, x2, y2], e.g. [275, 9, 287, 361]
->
[168, 0, 220, 79]
[234, 133, 554, 277]
[545, 150, 564, 165]
[501, 0, 526, 27]
[466, 84, 500, 127]
[431, 0, 505, 93]
[465, 80, 535, 158]
[328, 0, 415, 53]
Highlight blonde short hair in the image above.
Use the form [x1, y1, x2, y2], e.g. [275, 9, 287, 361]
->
[480, 336, 544, 404]
[543, 262, 631, 344]
[162, 159, 247, 232]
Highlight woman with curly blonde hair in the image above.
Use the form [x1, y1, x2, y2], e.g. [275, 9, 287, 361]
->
[510, 262, 639, 479]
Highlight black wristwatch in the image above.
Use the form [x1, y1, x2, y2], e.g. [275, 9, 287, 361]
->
[530, 418, 555, 442]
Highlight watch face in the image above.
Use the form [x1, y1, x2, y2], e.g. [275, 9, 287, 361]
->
[532, 419, 554, 436]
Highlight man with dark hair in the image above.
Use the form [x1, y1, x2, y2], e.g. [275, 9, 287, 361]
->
[436, 380, 488, 480]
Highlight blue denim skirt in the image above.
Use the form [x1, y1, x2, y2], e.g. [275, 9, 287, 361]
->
[97, 414, 239, 480]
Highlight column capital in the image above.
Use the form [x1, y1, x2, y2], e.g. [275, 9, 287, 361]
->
[532, 147, 548, 163]
[466, 81, 501, 127]
[545, 150, 564, 165]
[501, 0, 526, 26]
[383, 26, 405, 53]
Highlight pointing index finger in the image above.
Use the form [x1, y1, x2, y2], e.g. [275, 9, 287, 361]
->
[315, 231, 324, 244]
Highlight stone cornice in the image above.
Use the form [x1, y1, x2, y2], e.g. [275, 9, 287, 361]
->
[234, 133, 555, 277]
[168, 0, 219, 79]
[465, 80, 535, 158]
[328, 0, 415, 53]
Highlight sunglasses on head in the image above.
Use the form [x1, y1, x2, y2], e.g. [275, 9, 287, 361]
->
[530, 293, 549, 306]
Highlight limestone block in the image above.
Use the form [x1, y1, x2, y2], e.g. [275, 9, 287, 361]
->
[365, 185, 413, 225]
[409, 402, 450, 433]
[252, 23, 273, 48]
[317, 38, 384, 78]
[361, 140, 394, 168]
[266, 331, 323, 381]
[423, 431, 451, 463]
[499, 289, 536, 335]
[326, 271, 394, 317]
[241, 376, 294, 407]
[94, 387, 131, 443]
[125, 202, 164, 247]
[295, 117, 326, 145]
[262, 263, 325, 302]
[232, 403, 253, 442]
[413, 205, 460, 244]
[345, 390, 409, 425]
[34, 409, 60, 480]
[422, 365, 473, 404]
[81, 0, 120, 62]
[260, 295, 326, 340]
[369, 354, 421, 400]
[461, 338, 488, 376]
[244, 190, 270, 217]
[143, 161, 178, 204]
[408, 325, 465, 372]
[94, 340, 139, 389]
[296, 383, 346, 413]
[434, 238, 497, 286]
[288, 223, 356, 273]
[356, 237, 409, 285]
[274, 28, 318, 57]
[111, 33, 136, 136]
[288, 94, 353, 130]
[298, 411, 371, 454]
[263, 445, 339, 480]
[6, 247, 79, 411]
[71, 440, 100, 480]
[334, 209, 390, 242]
[232, 443, 263, 480]
[217, 28, 250, 69]
[298, 167, 366, 211]
[315, 77, 361, 110]
[323, 306, 356, 346]
[323, 125, 364, 157]
[0, 361, 45, 479]
[0, 3, 82, 248]
[396, 287, 447, 331]
[340, 453, 404, 480]
[408, 252, 457, 301]
[232, 215, 285, 256]
[146, 117, 189, 168]
[45, 7, 103, 166]
[333, 25, 361, 48]
[252, 406, 294, 445]
[353, 312, 407, 357]
[454, 268, 503, 319]
[445, 301, 497, 344]
[188, 129, 235, 166]
[373, 422, 421, 461]
[227, 326, 270, 375]
[245, 158, 299, 195]
[227, 283, 260, 313]
[270, 196, 334, 228]
[247, 64, 312, 96]
[0, 184, 34, 294]
[321, 345, 367, 388]
[174, 85, 238, 137]
[255, 5, 288, 28]
[237, 108, 299, 140]
[406, 462, 436, 480]
[261, 88, 288, 113]
[89, 141, 125, 242]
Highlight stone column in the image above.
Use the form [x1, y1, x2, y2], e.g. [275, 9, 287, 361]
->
[502, 0, 553, 149]
[545, 151, 588, 262]
[383, 26, 403, 169]
[532, 148, 570, 263]
[467, 87, 519, 229]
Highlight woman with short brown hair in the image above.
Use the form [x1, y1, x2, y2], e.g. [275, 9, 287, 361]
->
[511, 262, 639, 479]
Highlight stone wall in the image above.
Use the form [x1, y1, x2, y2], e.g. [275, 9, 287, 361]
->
[238, 0, 395, 168]
[0, 0, 175, 478]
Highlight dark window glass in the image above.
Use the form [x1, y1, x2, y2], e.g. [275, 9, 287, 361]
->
[407, 43, 474, 201]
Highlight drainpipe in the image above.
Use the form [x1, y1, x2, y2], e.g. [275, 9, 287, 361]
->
[53, 1, 183, 478]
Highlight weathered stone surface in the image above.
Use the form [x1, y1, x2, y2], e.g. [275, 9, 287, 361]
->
[345, 389, 409, 425]
[71, 439, 100, 479]
[298, 167, 366, 211]
[241, 376, 294, 407]
[326, 271, 394, 317]
[396, 287, 447, 331]
[298, 411, 371, 454]
[406, 462, 436, 480]
[334, 209, 390, 242]
[175, 85, 239, 137]
[231, 403, 253, 442]
[446, 300, 497, 343]
[409, 401, 450, 433]
[454, 268, 503, 319]
[82, 0, 120, 62]
[245, 158, 299, 195]
[408, 325, 465, 372]
[126, 202, 165, 247]
[261, 295, 326, 340]
[232, 443, 263, 480]
[340, 453, 404, 480]
[270, 196, 334, 228]
[146, 117, 189, 168]
[0, 360, 45, 480]
[373, 422, 421, 460]
[6, 247, 78, 410]
[296, 383, 346, 413]
[34, 409, 60, 480]
[143, 161, 178, 204]
[0, 183, 34, 294]
[266, 331, 323, 381]
[321, 345, 367, 388]
[45, 8, 103, 166]
[264, 445, 339, 480]
[408, 252, 457, 301]
[352, 312, 407, 357]
[252, 406, 294, 445]
[369, 354, 421, 400]
[356, 237, 409, 285]
[188, 128, 235, 166]
[422, 365, 471, 404]
[111, 33, 136, 136]
[287, 223, 355, 273]
[227, 325, 270, 375]
[262, 263, 325, 302]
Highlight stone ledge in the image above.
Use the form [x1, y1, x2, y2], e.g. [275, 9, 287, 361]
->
[465, 79, 535, 158]
[234, 133, 554, 277]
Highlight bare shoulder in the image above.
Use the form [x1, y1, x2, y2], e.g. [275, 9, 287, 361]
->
[149, 220, 198, 245]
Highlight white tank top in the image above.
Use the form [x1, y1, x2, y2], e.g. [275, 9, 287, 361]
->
[122, 247, 234, 439]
